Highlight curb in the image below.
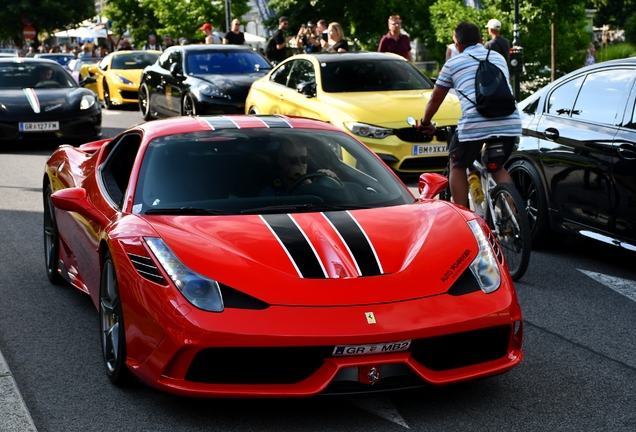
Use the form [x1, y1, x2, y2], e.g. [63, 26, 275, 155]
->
[0, 349, 37, 432]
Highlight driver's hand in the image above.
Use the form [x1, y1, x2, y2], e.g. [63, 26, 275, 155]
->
[317, 169, 337, 179]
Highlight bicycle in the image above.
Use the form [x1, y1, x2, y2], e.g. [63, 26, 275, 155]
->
[406, 117, 531, 281]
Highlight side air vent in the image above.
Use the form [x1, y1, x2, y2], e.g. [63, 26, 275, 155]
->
[219, 283, 270, 310]
[128, 253, 166, 285]
[447, 269, 481, 296]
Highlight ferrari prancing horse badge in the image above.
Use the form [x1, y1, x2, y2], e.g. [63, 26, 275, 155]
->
[365, 312, 376, 324]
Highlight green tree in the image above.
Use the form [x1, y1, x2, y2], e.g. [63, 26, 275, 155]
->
[0, 0, 95, 42]
[429, 0, 589, 89]
[265, 0, 436, 51]
[589, 0, 636, 28]
[104, 0, 250, 46]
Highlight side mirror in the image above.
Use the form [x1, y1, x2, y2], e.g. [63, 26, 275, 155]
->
[296, 81, 316, 98]
[418, 173, 448, 200]
[170, 62, 184, 78]
[51, 187, 109, 225]
[79, 76, 97, 87]
[86, 65, 98, 74]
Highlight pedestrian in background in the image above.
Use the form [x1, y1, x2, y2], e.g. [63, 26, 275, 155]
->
[484, 19, 509, 64]
[266, 16, 292, 63]
[296, 21, 320, 54]
[316, 19, 329, 50]
[142, 35, 162, 51]
[324, 22, 348, 52]
[378, 15, 412, 62]
[163, 34, 174, 50]
[200, 23, 222, 44]
[223, 19, 246, 45]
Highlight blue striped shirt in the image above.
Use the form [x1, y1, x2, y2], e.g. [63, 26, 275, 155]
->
[436, 44, 521, 142]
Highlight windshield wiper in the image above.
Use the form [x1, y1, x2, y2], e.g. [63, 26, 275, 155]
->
[240, 203, 373, 215]
[144, 207, 230, 215]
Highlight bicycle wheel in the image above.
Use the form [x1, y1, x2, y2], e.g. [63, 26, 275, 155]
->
[488, 182, 531, 281]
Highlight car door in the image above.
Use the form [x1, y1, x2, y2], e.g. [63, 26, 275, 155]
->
[150, 51, 171, 116]
[611, 72, 636, 243]
[258, 61, 293, 114]
[533, 68, 632, 234]
[277, 59, 323, 119]
[160, 49, 184, 116]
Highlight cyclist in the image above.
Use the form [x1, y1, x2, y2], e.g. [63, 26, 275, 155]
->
[419, 21, 521, 208]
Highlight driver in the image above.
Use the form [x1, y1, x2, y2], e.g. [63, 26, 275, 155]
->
[259, 138, 337, 196]
[35, 66, 54, 86]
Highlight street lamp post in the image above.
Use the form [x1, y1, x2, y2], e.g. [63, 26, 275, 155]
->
[225, 0, 232, 33]
[510, 0, 523, 101]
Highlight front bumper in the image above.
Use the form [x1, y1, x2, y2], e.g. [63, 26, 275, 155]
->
[349, 127, 452, 174]
[121, 269, 522, 398]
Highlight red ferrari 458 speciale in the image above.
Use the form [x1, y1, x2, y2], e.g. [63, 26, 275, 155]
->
[43, 115, 522, 397]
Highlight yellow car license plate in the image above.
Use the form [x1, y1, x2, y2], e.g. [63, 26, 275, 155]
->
[412, 144, 447, 156]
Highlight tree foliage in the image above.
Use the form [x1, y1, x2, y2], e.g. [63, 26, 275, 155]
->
[431, 0, 590, 83]
[0, 0, 95, 41]
[104, 0, 250, 46]
[265, 0, 436, 50]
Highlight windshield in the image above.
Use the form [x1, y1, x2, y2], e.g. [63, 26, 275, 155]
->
[320, 58, 434, 92]
[134, 128, 413, 215]
[0, 62, 77, 89]
[111, 52, 159, 70]
[185, 50, 271, 75]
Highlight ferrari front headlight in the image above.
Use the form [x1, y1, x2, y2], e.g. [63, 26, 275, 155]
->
[115, 74, 134, 85]
[80, 94, 96, 110]
[467, 219, 500, 293]
[344, 122, 394, 139]
[145, 238, 224, 312]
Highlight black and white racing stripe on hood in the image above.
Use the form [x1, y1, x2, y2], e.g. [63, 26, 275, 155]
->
[260, 211, 383, 279]
[200, 115, 294, 130]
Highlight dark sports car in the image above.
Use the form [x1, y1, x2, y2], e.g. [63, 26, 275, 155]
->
[139, 45, 271, 119]
[0, 58, 101, 144]
[508, 58, 636, 250]
[44, 115, 522, 397]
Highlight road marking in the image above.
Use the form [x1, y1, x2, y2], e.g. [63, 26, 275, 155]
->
[578, 269, 636, 302]
[351, 397, 410, 429]
[102, 110, 121, 115]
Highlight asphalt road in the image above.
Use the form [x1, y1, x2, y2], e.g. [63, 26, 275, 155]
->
[1, 107, 635, 431]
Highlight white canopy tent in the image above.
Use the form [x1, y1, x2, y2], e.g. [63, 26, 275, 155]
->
[54, 28, 111, 39]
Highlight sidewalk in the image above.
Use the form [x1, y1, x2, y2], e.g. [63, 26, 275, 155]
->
[0, 349, 37, 432]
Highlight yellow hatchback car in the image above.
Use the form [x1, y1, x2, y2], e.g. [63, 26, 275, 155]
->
[245, 52, 461, 173]
[80, 50, 160, 109]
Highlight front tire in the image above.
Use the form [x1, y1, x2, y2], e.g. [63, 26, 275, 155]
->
[103, 81, 113, 110]
[248, 106, 260, 115]
[100, 251, 134, 385]
[489, 182, 531, 281]
[138, 83, 153, 120]
[43, 184, 64, 285]
[182, 94, 197, 116]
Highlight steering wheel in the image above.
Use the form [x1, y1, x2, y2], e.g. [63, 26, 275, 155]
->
[288, 172, 343, 194]
[35, 80, 62, 88]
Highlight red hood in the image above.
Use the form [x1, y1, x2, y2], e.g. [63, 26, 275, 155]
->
[142, 202, 479, 306]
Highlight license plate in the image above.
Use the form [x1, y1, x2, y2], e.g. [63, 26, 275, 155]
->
[19, 122, 59, 132]
[412, 144, 447, 156]
[332, 340, 411, 356]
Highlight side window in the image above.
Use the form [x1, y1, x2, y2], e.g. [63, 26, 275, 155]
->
[158, 51, 171, 70]
[98, 57, 109, 71]
[547, 76, 584, 116]
[572, 68, 634, 125]
[270, 62, 291, 86]
[286, 60, 315, 89]
[100, 134, 142, 208]
[169, 50, 183, 73]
